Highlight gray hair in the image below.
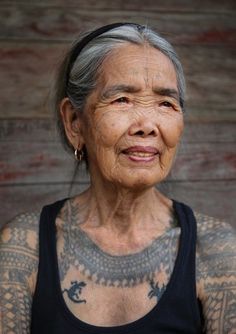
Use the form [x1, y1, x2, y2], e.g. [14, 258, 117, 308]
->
[53, 24, 186, 157]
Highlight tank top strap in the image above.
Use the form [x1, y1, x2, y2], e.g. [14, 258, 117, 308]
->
[31, 198, 68, 328]
[165, 199, 202, 327]
[173, 199, 197, 279]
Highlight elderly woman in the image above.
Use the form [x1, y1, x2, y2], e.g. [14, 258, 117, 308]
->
[0, 22, 235, 334]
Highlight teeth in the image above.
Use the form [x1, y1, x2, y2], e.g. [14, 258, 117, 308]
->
[127, 152, 154, 157]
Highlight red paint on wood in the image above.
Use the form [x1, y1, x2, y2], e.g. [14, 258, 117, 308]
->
[224, 154, 236, 168]
[194, 29, 236, 44]
[27, 154, 45, 168]
[0, 171, 29, 182]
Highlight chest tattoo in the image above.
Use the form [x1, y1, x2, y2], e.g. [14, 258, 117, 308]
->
[148, 280, 166, 301]
[62, 280, 87, 304]
[58, 221, 180, 288]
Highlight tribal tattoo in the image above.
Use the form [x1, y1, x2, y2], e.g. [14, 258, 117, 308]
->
[0, 212, 40, 334]
[62, 280, 87, 304]
[195, 213, 236, 333]
[148, 280, 166, 301]
[57, 199, 180, 288]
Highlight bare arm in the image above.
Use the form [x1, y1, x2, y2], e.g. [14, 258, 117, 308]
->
[196, 213, 236, 333]
[0, 212, 39, 333]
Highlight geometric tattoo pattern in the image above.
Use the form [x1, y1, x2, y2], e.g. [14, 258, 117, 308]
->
[0, 212, 39, 333]
[59, 223, 179, 288]
[58, 200, 179, 288]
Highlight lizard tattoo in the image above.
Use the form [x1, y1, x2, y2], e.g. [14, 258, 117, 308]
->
[62, 280, 87, 304]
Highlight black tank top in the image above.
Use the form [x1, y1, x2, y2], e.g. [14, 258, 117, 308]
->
[31, 198, 204, 333]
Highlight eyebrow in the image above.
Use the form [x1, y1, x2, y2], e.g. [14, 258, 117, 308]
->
[153, 88, 180, 101]
[101, 85, 140, 99]
[101, 84, 180, 102]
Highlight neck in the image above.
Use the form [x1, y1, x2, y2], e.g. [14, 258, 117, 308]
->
[82, 178, 173, 236]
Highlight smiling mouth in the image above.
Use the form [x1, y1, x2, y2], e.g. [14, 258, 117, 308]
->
[121, 147, 159, 161]
[124, 152, 156, 157]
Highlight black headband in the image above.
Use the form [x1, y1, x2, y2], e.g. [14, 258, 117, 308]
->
[66, 22, 144, 89]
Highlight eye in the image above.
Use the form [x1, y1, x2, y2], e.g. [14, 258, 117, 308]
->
[160, 101, 173, 108]
[112, 97, 130, 104]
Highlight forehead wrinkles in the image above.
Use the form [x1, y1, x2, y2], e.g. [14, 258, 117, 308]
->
[94, 44, 178, 106]
[126, 52, 156, 88]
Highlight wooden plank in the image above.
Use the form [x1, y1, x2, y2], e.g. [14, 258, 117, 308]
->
[0, 119, 57, 142]
[1, 119, 236, 143]
[0, 43, 235, 120]
[170, 142, 236, 181]
[1, 0, 236, 14]
[177, 46, 236, 116]
[0, 141, 235, 184]
[1, 180, 235, 227]
[0, 5, 235, 45]
[182, 122, 236, 143]
[0, 43, 63, 119]
[0, 182, 90, 226]
[0, 141, 90, 184]
[0, 1, 236, 14]
[158, 180, 236, 226]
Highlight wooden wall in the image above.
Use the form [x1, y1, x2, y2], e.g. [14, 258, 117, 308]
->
[0, 1, 236, 226]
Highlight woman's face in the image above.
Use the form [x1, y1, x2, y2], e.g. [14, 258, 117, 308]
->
[80, 43, 184, 190]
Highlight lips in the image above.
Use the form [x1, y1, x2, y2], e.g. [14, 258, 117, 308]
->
[126, 152, 155, 157]
[122, 146, 159, 154]
[122, 146, 159, 161]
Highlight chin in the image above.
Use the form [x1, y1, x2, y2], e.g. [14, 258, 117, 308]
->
[114, 172, 165, 191]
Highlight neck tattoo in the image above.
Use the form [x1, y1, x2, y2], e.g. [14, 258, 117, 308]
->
[58, 201, 179, 288]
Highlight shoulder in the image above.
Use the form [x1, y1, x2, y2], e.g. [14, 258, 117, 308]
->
[1, 211, 40, 250]
[194, 212, 236, 333]
[0, 211, 41, 292]
[195, 212, 236, 278]
[195, 212, 236, 269]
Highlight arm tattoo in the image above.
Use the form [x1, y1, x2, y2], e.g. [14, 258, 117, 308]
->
[196, 213, 236, 333]
[203, 281, 236, 333]
[0, 284, 32, 333]
[0, 212, 39, 334]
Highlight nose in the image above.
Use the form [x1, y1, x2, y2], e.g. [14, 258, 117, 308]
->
[128, 118, 158, 138]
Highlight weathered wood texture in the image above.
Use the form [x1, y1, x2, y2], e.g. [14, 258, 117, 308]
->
[0, 1, 235, 227]
[1, 0, 236, 13]
[0, 6, 235, 45]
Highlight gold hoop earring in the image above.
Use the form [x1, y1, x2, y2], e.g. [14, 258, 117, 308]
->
[74, 148, 84, 162]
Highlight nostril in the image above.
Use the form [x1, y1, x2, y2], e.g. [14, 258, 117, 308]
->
[128, 124, 158, 137]
[149, 130, 156, 136]
[134, 130, 145, 136]
[135, 130, 156, 137]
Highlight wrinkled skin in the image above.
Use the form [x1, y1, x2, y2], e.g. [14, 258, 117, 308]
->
[82, 43, 184, 191]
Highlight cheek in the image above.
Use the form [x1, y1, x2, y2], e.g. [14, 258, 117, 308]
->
[160, 115, 184, 148]
[91, 110, 129, 149]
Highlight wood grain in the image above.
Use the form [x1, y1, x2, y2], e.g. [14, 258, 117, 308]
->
[1, 1, 236, 14]
[158, 180, 236, 225]
[0, 5, 235, 45]
[0, 43, 235, 120]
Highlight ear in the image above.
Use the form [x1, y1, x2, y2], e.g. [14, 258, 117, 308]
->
[59, 97, 85, 150]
